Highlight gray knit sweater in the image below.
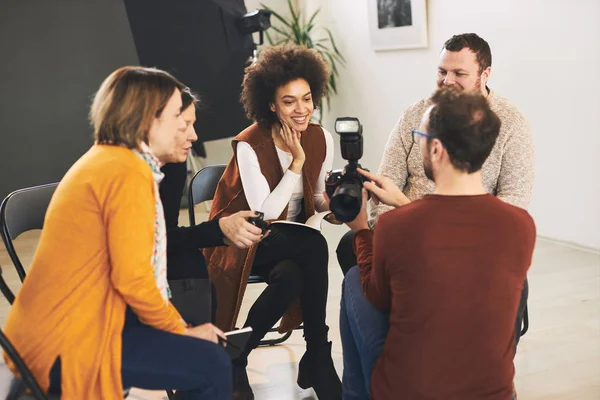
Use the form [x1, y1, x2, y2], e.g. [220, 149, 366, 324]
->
[369, 89, 535, 226]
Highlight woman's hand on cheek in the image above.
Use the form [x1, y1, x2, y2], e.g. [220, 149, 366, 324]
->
[279, 119, 305, 166]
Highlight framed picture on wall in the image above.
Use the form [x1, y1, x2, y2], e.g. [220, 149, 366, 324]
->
[367, 0, 428, 51]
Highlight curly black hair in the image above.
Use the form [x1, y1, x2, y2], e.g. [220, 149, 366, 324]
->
[241, 44, 330, 128]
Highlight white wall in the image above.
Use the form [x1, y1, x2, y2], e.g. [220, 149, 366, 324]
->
[301, 0, 600, 249]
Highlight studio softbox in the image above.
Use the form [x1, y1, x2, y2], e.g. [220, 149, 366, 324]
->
[124, 0, 254, 157]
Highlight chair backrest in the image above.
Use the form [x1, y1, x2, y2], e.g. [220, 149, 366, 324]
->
[187, 165, 226, 226]
[0, 183, 58, 282]
[186, 165, 266, 285]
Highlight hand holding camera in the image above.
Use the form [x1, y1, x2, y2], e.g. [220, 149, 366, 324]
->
[358, 169, 411, 208]
[324, 116, 409, 228]
[218, 210, 264, 249]
[323, 188, 370, 232]
[247, 211, 268, 235]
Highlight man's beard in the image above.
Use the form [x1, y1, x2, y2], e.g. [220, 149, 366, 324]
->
[473, 76, 482, 93]
[423, 151, 434, 181]
[437, 72, 483, 92]
[439, 74, 482, 92]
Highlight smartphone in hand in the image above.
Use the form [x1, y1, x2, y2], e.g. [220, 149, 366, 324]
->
[218, 327, 253, 359]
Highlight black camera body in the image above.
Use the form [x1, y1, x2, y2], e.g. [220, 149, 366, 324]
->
[325, 117, 370, 223]
[247, 211, 268, 234]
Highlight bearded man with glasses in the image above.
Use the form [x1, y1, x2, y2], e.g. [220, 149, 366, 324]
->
[335, 88, 535, 400]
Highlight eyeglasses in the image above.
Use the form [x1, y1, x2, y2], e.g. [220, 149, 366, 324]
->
[412, 129, 431, 143]
[412, 130, 445, 147]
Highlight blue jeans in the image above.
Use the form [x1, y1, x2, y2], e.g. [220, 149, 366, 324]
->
[340, 266, 389, 400]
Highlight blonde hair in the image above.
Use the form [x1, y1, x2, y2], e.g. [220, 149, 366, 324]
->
[90, 66, 184, 149]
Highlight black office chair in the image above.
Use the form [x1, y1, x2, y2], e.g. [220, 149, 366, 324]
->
[188, 165, 305, 346]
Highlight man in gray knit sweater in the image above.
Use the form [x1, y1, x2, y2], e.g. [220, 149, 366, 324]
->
[336, 33, 535, 344]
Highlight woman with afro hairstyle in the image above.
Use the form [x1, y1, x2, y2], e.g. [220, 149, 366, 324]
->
[203, 44, 340, 399]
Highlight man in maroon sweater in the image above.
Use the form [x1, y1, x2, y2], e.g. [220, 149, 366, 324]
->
[337, 88, 536, 400]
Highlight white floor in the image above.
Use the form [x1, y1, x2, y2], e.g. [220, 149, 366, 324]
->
[1, 211, 599, 399]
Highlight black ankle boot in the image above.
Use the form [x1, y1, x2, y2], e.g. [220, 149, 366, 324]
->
[232, 364, 254, 400]
[297, 341, 342, 400]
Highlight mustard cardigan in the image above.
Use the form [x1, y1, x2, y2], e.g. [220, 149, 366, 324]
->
[3, 145, 185, 399]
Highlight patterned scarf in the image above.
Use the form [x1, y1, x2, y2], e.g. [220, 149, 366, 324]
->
[134, 142, 170, 303]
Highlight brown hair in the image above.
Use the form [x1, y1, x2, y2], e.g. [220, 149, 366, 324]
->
[443, 33, 492, 74]
[90, 66, 185, 149]
[241, 44, 330, 128]
[427, 87, 501, 173]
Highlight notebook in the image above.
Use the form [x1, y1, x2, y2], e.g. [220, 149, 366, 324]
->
[269, 211, 332, 232]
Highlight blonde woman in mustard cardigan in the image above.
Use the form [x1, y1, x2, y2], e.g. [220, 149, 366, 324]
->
[3, 67, 231, 400]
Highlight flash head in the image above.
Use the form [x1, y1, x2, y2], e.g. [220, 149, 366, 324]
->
[335, 117, 362, 135]
[334, 117, 364, 162]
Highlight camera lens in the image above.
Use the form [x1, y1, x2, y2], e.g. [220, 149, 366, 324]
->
[330, 183, 362, 222]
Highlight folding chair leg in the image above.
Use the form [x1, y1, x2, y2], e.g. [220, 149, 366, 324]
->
[0, 276, 15, 304]
[520, 305, 529, 337]
[257, 323, 305, 347]
[1, 330, 48, 400]
[259, 330, 293, 347]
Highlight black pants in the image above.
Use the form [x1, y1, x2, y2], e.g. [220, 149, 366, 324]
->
[49, 308, 231, 399]
[336, 229, 530, 345]
[167, 249, 218, 324]
[336, 229, 359, 277]
[235, 224, 330, 365]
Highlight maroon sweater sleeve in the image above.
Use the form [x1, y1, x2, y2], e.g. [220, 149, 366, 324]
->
[353, 228, 391, 312]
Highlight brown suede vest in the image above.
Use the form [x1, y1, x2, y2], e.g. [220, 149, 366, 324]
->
[203, 122, 326, 332]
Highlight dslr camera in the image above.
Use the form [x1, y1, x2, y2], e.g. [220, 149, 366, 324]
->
[325, 117, 370, 222]
[247, 211, 268, 234]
